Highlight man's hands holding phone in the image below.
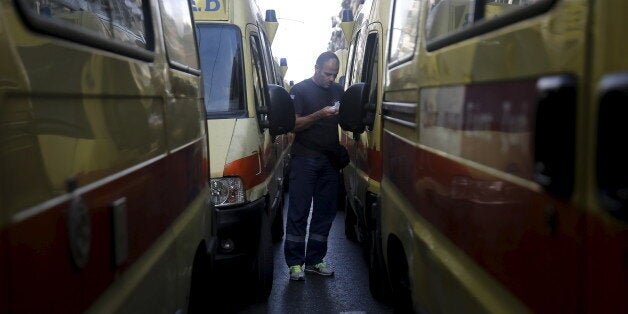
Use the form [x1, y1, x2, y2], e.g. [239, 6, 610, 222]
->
[318, 104, 339, 118]
[295, 102, 340, 131]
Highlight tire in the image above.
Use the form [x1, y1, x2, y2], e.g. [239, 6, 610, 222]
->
[271, 194, 285, 242]
[389, 242, 414, 313]
[188, 245, 210, 314]
[344, 197, 358, 242]
[368, 208, 392, 302]
[337, 172, 346, 211]
[251, 213, 274, 302]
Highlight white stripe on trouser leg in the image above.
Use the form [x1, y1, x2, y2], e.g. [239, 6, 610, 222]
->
[308, 233, 327, 242]
[286, 234, 306, 242]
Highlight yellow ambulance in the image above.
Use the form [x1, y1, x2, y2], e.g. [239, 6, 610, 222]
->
[338, 0, 393, 301]
[192, 0, 294, 301]
[339, 0, 628, 312]
[0, 0, 219, 312]
[335, 48, 349, 85]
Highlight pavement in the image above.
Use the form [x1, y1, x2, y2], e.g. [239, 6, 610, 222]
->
[235, 198, 394, 314]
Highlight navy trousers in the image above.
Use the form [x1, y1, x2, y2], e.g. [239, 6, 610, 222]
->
[284, 155, 339, 267]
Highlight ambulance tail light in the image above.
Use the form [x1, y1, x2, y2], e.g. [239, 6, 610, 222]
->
[210, 177, 246, 207]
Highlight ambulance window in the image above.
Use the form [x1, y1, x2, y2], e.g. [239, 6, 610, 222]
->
[110, 0, 148, 49]
[346, 29, 361, 86]
[482, 0, 546, 21]
[260, 32, 278, 85]
[388, 0, 420, 67]
[425, 0, 555, 50]
[197, 24, 246, 118]
[363, 33, 379, 130]
[159, 0, 199, 71]
[250, 35, 270, 131]
[350, 30, 368, 84]
[17, 0, 113, 39]
[361, 34, 378, 82]
[425, 0, 474, 42]
[16, 0, 151, 55]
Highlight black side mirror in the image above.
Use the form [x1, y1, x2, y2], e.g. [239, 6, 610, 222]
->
[267, 84, 295, 135]
[339, 82, 367, 133]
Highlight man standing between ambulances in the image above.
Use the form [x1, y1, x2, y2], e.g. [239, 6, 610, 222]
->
[285, 51, 344, 281]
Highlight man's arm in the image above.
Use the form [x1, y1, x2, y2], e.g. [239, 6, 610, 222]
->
[293, 106, 338, 132]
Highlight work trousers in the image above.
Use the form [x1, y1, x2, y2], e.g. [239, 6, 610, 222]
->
[284, 155, 339, 267]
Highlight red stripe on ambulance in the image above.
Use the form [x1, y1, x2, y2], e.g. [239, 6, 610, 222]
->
[4, 141, 205, 313]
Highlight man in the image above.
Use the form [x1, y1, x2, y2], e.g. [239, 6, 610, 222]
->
[285, 51, 344, 281]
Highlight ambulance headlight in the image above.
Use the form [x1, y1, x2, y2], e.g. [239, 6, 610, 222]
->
[210, 177, 246, 207]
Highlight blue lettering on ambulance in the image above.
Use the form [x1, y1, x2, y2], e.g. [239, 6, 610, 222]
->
[205, 0, 220, 11]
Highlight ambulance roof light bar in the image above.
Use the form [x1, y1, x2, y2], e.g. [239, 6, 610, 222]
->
[280, 57, 288, 77]
[340, 9, 355, 46]
[265, 9, 279, 44]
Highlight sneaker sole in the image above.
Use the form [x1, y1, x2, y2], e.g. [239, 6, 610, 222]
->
[304, 269, 334, 276]
[290, 276, 305, 281]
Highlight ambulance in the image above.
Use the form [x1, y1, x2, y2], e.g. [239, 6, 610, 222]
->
[279, 57, 289, 86]
[338, 0, 393, 301]
[339, 0, 628, 312]
[335, 48, 349, 85]
[0, 0, 221, 311]
[192, 0, 295, 301]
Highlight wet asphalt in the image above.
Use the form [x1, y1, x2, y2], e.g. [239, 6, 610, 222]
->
[234, 195, 394, 314]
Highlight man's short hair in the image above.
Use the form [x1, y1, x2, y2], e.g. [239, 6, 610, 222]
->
[316, 51, 339, 67]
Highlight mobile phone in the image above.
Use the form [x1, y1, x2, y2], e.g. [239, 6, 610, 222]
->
[332, 101, 340, 111]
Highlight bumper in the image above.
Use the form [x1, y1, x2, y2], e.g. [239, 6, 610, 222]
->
[213, 196, 266, 264]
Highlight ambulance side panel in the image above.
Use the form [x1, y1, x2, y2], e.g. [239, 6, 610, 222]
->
[381, 0, 598, 312]
[0, 0, 213, 312]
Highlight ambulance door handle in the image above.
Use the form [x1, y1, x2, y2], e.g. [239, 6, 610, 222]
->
[253, 150, 262, 175]
[596, 73, 628, 222]
[110, 198, 128, 267]
[534, 74, 576, 199]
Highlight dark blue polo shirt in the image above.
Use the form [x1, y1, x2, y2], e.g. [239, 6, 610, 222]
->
[290, 78, 344, 157]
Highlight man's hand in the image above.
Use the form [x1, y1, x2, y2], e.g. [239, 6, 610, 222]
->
[294, 106, 339, 132]
[319, 106, 339, 118]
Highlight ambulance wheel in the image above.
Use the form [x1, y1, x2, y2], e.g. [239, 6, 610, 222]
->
[188, 244, 211, 313]
[251, 213, 274, 301]
[388, 239, 413, 313]
[368, 212, 392, 302]
[336, 172, 346, 211]
[271, 196, 285, 242]
[344, 197, 358, 242]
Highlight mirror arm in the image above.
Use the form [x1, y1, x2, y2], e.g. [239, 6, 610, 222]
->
[259, 120, 269, 129]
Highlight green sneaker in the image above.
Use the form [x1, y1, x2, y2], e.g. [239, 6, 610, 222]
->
[304, 262, 334, 276]
[289, 265, 305, 281]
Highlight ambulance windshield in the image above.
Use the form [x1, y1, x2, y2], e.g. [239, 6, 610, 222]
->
[197, 24, 246, 118]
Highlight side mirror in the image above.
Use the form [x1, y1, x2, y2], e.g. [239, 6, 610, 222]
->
[267, 84, 295, 135]
[339, 82, 367, 134]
